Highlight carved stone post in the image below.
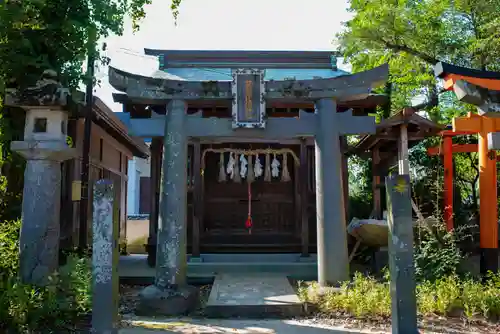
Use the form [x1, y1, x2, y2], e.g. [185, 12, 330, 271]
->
[386, 174, 418, 334]
[91, 179, 119, 334]
[315, 98, 349, 286]
[11, 104, 75, 285]
[138, 99, 198, 315]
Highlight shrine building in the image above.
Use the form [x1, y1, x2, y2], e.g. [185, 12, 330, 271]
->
[113, 50, 389, 285]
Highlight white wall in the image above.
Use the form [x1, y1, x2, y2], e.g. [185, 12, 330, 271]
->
[126, 142, 151, 215]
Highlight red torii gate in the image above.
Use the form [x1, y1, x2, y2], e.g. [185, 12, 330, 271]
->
[427, 129, 500, 231]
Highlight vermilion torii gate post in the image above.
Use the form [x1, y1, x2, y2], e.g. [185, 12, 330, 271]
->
[109, 63, 388, 314]
[435, 62, 500, 275]
[427, 129, 477, 231]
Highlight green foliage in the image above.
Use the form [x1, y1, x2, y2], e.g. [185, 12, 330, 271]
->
[0, 0, 180, 220]
[337, 0, 500, 116]
[300, 272, 500, 320]
[0, 220, 92, 332]
[414, 222, 468, 282]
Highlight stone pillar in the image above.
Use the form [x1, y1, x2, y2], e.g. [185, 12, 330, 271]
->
[386, 174, 418, 334]
[11, 107, 75, 285]
[138, 100, 198, 316]
[314, 98, 349, 286]
[91, 179, 119, 334]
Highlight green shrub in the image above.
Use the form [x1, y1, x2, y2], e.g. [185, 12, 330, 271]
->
[414, 221, 472, 282]
[0, 219, 92, 333]
[301, 273, 500, 321]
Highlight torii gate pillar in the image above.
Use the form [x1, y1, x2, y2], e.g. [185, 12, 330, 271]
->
[454, 113, 499, 274]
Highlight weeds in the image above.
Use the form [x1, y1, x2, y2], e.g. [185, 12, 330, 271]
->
[0, 220, 92, 333]
[299, 272, 500, 321]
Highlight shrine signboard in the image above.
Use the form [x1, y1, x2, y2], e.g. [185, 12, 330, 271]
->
[232, 69, 266, 129]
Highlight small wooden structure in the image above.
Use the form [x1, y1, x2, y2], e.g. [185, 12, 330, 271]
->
[351, 107, 443, 220]
[435, 61, 500, 274]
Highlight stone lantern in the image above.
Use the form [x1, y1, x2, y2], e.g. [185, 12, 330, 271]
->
[7, 70, 76, 285]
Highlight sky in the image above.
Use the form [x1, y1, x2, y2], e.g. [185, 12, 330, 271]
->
[95, 0, 353, 111]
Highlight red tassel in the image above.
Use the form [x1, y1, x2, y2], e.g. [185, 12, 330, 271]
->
[245, 216, 253, 229]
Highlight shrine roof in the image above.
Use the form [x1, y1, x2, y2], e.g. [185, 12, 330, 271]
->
[351, 107, 443, 157]
[89, 97, 149, 158]
[144, 49, 347, 81]
[144, 49, 341, 69]
[435, 62, 500, 80]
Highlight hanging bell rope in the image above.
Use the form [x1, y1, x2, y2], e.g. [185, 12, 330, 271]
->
[246, 181, 253, 234]
[281, 152, 291, 182]
[218, 152, 226, 182]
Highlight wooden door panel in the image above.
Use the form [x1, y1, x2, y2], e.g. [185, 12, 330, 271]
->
[202, 143, 298, 239]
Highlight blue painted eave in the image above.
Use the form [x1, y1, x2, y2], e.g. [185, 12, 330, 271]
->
[161, 67, 349, 82]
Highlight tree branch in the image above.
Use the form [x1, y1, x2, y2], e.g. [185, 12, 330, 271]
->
[382, 40, 440, 65]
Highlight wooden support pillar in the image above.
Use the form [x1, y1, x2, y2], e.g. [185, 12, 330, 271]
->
[479, 132, 498, 274]
[340, 136, 349, 222]
[453, 113, 499, 274]
[372, 146, 382, 219]
[398, 124, 409, 175]
[147, 137, 162, 267]
[192, 139, 201, 258]
[443, 136, 454, 231]
[300, 138, 309, 257]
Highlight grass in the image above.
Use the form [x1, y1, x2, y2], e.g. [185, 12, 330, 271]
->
[297, 272, 500, 321]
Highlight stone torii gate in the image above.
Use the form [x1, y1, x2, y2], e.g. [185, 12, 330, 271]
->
[109, 63, 389, 313]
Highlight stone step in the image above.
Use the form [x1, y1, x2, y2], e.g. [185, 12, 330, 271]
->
[205, 273, 304, 318]
[118, 255, 318, 282]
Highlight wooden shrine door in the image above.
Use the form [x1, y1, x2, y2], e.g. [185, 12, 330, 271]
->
[201, 143, 300, 253]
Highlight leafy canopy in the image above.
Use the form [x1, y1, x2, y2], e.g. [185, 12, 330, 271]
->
[0, 0, 184, 90]
[337, 0, 500, 117]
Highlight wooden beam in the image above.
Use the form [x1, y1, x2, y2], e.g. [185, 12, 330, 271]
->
[192, 139, 201, 258]
[427, 143, 480, 155]
[442, 74, 500, 91]
[372, 145, 382, 219]
[340, 136, 350, 223]
[440, 130, 477, 136]
[453, 112, 500, 133]
[146, 138, 161, 267]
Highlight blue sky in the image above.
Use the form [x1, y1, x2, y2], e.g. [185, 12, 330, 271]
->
[95, 0, 353, 111]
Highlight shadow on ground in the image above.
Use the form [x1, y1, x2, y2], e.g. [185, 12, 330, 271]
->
[119, 318, 387, 333]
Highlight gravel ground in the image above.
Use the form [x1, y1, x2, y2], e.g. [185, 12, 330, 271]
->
[117, 284, 500, 333]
